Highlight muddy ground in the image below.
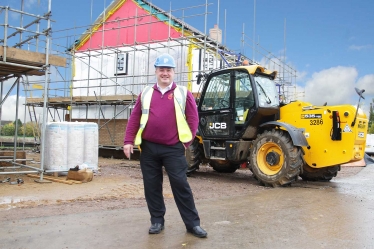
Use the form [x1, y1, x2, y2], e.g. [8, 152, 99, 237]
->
[0, 150, 364, 222]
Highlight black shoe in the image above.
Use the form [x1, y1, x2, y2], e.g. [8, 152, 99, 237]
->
[187, 226, 207, 238]
[149, 223, 164, 234]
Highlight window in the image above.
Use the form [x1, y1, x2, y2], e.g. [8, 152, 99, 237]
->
[254, 75, 279, 107]
[234, 71, 254, 123]
[201, 72, 231, 111]
[115, 53, 128, 76]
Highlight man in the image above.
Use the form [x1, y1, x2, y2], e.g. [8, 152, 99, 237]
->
[123, 53, 207, 238]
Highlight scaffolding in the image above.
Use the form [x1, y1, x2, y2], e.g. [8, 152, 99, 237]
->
[0, 0, 66, 178]
[22, 0, 298, 156]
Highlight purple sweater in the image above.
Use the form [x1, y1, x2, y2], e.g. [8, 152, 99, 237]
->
[124, 83, 199, 147]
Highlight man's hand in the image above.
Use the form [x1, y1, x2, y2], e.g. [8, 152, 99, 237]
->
[123, 144, 134, 159]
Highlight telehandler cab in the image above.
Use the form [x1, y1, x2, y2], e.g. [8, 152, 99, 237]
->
[186, 65, 368, 187]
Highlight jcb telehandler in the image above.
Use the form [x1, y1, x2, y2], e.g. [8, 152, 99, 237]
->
[187, 65, 368, 187]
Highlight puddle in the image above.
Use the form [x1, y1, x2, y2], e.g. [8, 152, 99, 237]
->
[0, 196, 38, 205]
[0, 196, 45, 211]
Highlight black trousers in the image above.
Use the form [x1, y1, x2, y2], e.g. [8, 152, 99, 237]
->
[140, 140, 200, 229]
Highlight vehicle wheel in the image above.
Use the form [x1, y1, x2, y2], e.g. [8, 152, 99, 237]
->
[250, 129, 303, 187]
[186, 138, 203, 174]
[210, 160, 239, 173]
[299, 164, 340, 181]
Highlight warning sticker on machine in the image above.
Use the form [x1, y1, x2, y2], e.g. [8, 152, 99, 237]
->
[301, 114, 322, 119]
[343, 124, 352, 133]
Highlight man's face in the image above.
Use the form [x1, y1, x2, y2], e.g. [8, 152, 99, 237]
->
[155, 67, 174, 87]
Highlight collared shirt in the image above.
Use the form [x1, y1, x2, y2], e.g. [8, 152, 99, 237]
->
[157, 83, 172, 95]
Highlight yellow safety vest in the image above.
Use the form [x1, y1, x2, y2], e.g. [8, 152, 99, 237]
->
[134, 85, 193, 146]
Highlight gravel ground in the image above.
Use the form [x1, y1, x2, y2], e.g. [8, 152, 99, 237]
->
[0, 151, 364, 222]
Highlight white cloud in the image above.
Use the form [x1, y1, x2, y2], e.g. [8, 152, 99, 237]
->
[1, 94, 65, 124]
[0, 75, 65, 124]
[304, 66, 357, 106]
[298, 66, 373, 118]
[259, 56, 299, 86]
[296, 70, 307, 83]
[356, 75, 374, 117]
[1, 95, 32, 122]
[356, 74, 374, 95]
[349, 44, 373, 51]
[251, 57, 373, 118]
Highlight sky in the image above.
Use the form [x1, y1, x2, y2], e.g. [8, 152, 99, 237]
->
[1, 0, 373, 122]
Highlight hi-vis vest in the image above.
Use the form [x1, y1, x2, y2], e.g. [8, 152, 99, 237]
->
[134, 85, 193, 146]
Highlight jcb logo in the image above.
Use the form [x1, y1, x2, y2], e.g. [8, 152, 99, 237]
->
[209, 123, 227, 129]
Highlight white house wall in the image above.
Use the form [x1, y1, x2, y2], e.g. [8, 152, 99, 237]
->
[72, 40, 221, 119]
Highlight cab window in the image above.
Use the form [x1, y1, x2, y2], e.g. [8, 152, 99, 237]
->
[234, 71, 254, 123]
[201, 72, 230, 111]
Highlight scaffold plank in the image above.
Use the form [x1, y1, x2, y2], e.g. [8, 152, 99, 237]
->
[0, 46, 67, 67]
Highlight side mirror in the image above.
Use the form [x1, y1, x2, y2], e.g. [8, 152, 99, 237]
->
[355, 87, 365, 100]
[196, 73, 203, 85]
[351, 88, 365, 127]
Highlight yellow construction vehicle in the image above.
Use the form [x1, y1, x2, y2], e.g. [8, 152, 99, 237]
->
[187, 65, 368, 187]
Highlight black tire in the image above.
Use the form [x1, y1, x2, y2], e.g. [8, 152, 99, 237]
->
[209, 160, 240, 173]
[186, 138, 203, 174]
[299, 164, 340, 181]
[250, 129, 303, 187]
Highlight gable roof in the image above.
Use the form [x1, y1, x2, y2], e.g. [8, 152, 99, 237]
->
[72, 0, 252, 67]
[75, 0, 206, 51]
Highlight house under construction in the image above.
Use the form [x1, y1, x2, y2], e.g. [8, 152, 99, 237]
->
[1, 0, 298, 170]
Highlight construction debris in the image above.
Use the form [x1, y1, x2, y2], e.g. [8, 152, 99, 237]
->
[1, 177, 23, 185]
[27, 174, 83, 185]
[1, 177, 10, 183]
